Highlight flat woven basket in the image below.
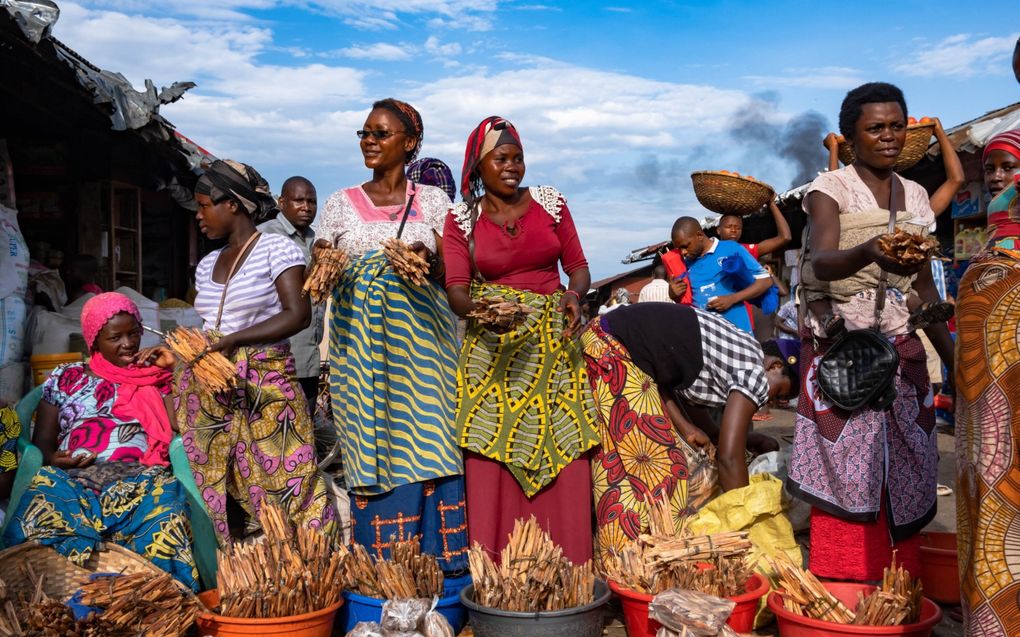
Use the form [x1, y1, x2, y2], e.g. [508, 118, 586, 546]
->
[837, 122, 935, 171]
[691, 171, 775, 216]
[0, 542, 187, 602]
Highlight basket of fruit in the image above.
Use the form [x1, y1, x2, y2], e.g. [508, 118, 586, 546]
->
[690, 170, 775, 216]
[836, 117, 936, 171]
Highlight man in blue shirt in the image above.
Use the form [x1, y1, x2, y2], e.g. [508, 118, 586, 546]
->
[669, 216, 771, 333]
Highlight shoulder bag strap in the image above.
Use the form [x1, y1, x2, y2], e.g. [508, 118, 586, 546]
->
[395, 183, 417, 240]
[215, 231, 262, 331]
[872, 176, 899, 329]
[467, 202, 486, 283]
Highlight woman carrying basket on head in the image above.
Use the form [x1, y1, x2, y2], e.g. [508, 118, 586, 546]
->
[177, 159, 338, 543]
[443, 116, 599, 563]
[317, 99, 467, 572]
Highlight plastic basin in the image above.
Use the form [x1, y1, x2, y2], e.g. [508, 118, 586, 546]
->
[766, 582, 942, 636]
[919, 531, 960, 605]
[339, 574, 471, 634]
[459, 579, 611, 637]
[195, 589, 343, 637]
[609, 573, 769, 635]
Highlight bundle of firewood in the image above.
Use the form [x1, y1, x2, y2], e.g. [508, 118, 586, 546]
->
[604, 534, 752, 598]
[339, 538, 445, 600]
[852, 554, 923, 626]
[0, 571, 136, 637]
[767, 553, 923, 626]
[214, 503, 345, 618]
[877, 229, 943, 267]
[78, 573, 200, 637]
[303, 243, 349, 303]
[164, 326, 237, 394]
[467, 296, 536, 330]
[468, 516, 595, 612]
[382, 238, 430, 285]
[603, 497, 752, 598]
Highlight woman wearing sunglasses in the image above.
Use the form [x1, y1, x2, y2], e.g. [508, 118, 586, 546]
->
[443, 116, 598, 562]
[317, 99, 467, 573]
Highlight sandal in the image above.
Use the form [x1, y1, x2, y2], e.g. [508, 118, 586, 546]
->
[752, 412, 774, 422]
[820, 313, 845, 338]
[908, 301, 955, 330]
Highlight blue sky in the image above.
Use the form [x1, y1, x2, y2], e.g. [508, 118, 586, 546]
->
[55, 1, 1019, 280]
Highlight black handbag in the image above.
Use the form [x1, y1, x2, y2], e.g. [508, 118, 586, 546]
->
[816, 178, 901, 412]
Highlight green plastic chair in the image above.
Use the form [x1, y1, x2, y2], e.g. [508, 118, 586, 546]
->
[0, 385, 218, 588]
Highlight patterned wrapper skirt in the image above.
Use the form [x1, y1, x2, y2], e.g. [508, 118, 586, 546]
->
[955, 248, 1020, 636]
[580, 320, 690, 569]
[787, 332, 937, 581]
[328, 250, 466, 568]
[2, 464, 199, 590]
[457, 282, 599, 563]
[176, 341, 338, 544]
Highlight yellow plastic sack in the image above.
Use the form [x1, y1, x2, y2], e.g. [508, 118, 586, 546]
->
[686, 473, 802, 628]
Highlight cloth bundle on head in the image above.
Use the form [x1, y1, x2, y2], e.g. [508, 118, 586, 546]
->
[81, 292, 173, 467]
[407, 157, 456, 201]
[375, 98, 424, 163]
[460, 116, 522, 201]
[195, 159, 279, 223]
[983, 129, 1020, 163]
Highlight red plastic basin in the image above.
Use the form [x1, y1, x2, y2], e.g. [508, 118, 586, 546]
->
[609, 572, 768, 635]
[766, 582, 942, 636]
[919, 531, 960, 605]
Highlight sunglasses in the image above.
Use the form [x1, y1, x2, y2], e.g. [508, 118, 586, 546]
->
[356, 129, 405, 140]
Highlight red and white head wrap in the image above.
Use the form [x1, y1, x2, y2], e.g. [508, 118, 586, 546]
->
[983, 129, 1020, 163]
[460, 116, 523, 200]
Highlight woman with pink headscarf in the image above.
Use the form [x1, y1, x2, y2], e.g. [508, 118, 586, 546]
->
[1, 292, 198, 590]
[955, 129, 1020, 635]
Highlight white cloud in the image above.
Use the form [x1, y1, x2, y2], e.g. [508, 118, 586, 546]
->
[336, 42, 414, 60]
[53, 2, 787, 279]
[892, 32, 1020, 77]
[744, 66, 865, 90]
[424, 35, 461, 57]
[604, 6, 632, 12]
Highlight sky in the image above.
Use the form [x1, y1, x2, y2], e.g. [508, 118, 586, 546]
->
[52, 1, 1019, 281]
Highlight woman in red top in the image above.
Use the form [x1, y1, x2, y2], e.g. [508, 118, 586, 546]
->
[443, 116, 599, 562]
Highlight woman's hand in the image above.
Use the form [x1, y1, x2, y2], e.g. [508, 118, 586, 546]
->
[823, 132, 841, 150]
[313, 238, 332, 251]
[408, 240, 432, 261]
[134, 345, 177, 369]
[207, 333, 239, 359]
[865, 235, 925, 277]
[51, 450, 95, 470]
[677, 420, 711, 448]
[558, 291, 582, 338]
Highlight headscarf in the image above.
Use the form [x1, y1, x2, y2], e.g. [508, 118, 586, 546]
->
[374, 98, 424, 163]
[407, 157, 456, 201]
[195, 159, 279, 223]
[983, 129, 1020, 163]
[460, 116, 522, 201]
[81, 292, 173, 467]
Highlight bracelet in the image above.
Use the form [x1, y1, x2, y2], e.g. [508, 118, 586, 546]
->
[563, 290, 580, 301]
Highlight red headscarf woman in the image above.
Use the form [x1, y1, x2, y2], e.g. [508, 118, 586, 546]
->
[443, 116, 598, 562]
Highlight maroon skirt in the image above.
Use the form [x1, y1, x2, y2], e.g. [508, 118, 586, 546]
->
[464, 451, 593, 564]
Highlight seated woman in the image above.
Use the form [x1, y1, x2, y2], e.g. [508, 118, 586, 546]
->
[1, 292, 198, 590]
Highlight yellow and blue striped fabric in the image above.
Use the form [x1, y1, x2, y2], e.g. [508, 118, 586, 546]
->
[329, 250, 463, 496]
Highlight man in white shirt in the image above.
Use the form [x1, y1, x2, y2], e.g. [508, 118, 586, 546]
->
[637, 264, 671, 303]
[258, 176, 325, 409]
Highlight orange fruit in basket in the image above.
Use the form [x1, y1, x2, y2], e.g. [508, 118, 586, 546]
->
[908, 117, 917, 125]
[919, 117, 932, 124]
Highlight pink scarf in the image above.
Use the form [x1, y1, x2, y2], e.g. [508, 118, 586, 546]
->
[89, 353, 173, 466]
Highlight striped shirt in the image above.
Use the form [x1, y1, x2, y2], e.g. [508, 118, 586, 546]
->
[194, 233, 305, 335]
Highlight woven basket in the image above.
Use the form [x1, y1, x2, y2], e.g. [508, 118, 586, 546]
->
[691, 171, 775, 216]
[0, 542, 186, 602]
[837, 122, 935, 171]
